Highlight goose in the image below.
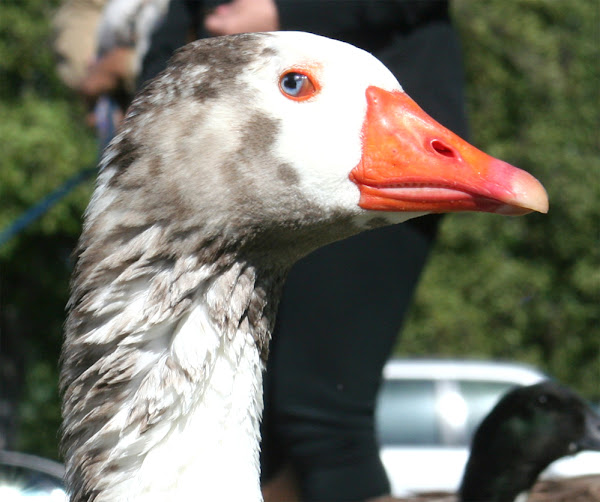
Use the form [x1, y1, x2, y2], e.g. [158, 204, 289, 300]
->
[459, 381, 600, 502]
[60, 32, 549, 501]
[399, 381, 600, 502]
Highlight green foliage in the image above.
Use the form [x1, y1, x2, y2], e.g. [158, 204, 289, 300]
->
[0, 1, 60, 98]
[1, 0, 598, 461]
[400, 0, 600, 398]
[18, 357, 63, 458]
[0, 0, 96, 459]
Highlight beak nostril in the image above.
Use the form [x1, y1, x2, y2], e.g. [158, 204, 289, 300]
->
[431, 140, 456, 158]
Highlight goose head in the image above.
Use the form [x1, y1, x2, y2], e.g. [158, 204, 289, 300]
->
[91, 31, 547, 266]
[460, 381, 600, 502]
[62, 32, 549, 501]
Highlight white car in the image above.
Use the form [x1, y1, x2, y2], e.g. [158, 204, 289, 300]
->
[0, 450, 67, 501]
[2, 359, 596, 500]
[375, 358, 600, 496]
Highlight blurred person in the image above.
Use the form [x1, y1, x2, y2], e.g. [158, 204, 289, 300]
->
[139, 1, 469, 500]
[80, 0, 172, 99]
[54, 0, 171, 146]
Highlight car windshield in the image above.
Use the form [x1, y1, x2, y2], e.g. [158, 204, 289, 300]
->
[375, 379, 439, 446]
[458, 380, 518, 439]
[375, 378, 518, 447]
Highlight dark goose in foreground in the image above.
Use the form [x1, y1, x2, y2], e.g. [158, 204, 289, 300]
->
[60, 32, 549, 501]
[460, 381, 600, 502]
[401, 382, 600, 502]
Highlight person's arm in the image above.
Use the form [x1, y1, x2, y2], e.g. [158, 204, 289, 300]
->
[275, 0, 448, 37]
[204, 0, 279, 35]
[201, 0, 448, 39]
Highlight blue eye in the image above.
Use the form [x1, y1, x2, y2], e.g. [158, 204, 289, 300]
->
[279, 72, 316, 99]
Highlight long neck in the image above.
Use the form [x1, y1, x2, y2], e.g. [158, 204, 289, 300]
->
[61, 232, 284, 501]
[123, 302, 266, 501]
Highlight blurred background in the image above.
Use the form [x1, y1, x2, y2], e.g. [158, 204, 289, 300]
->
[0, 0, 598, 464]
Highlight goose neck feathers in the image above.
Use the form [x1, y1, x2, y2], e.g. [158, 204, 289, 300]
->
[63, 244, 285, 499]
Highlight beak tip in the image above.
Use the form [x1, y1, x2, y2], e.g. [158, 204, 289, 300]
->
[513, 177, 549, 215]
[491, 159, 549, 215]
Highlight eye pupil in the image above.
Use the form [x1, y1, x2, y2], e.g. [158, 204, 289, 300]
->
[280, 72, 316, 99]
[282, 73, 304, 95]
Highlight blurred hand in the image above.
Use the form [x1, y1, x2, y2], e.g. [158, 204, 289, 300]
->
[78, 47, 134, 100]
[204, 0, 279, 36]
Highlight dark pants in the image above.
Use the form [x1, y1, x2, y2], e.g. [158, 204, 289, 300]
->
[261, 218, 440, 500]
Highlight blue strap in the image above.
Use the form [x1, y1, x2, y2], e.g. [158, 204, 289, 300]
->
[0, 167, 96, 247]
[0, 96, 123, 247]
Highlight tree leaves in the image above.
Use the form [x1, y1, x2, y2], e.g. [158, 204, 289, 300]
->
[400, 0, 600, 398]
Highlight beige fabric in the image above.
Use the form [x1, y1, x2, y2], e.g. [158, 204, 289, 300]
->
[52, 0, 107, 88]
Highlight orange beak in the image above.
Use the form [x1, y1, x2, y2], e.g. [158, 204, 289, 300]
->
[350, 87, 548, 215]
